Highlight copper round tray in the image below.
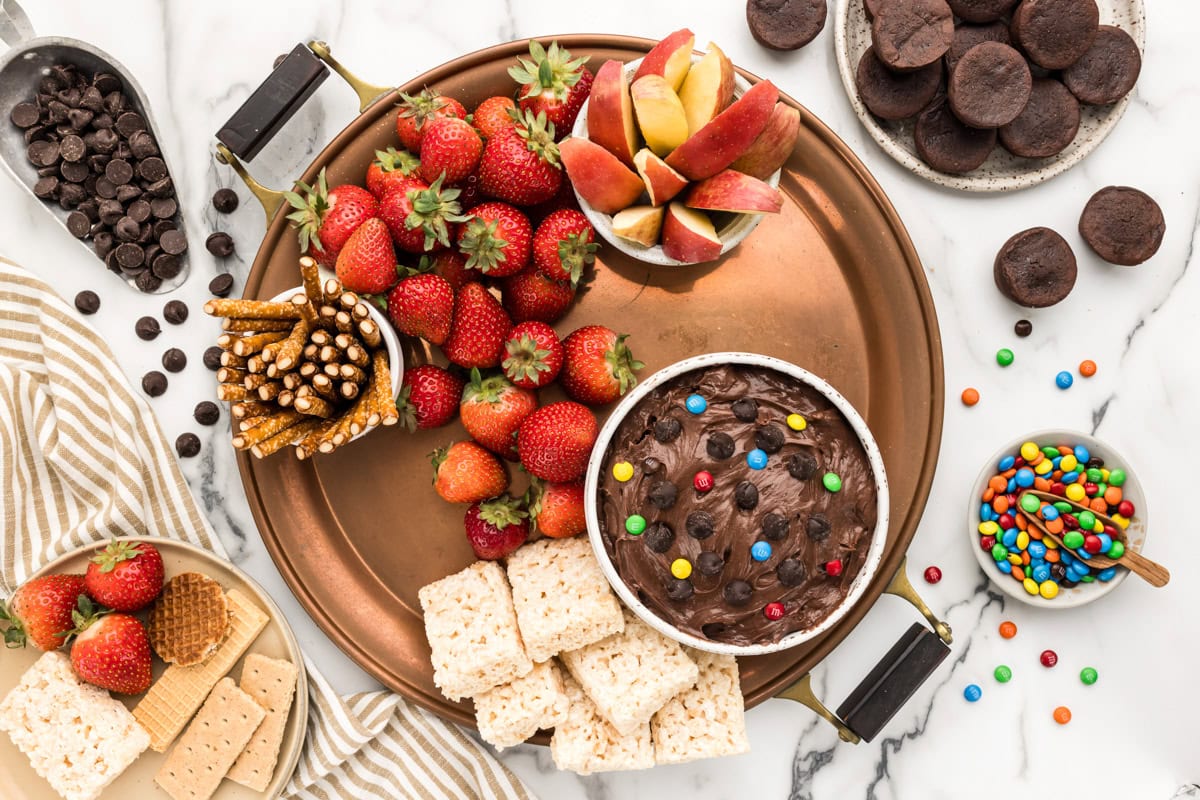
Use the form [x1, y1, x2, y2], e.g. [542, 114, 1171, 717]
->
[238, 35, 944, 730]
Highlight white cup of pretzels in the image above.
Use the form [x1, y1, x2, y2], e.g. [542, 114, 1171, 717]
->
[203, 256, 403, 460]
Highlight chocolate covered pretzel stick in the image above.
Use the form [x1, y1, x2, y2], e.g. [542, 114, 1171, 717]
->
[203, 299, 301, 320]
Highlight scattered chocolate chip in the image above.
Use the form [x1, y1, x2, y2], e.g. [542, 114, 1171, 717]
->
[755, 424, 786, 454]
[66, 211, 90, 238]
[647, 480, 678, 510]
[706, 431, 736, 460]
[114, 215, 141, 241]
[137, 156, 167, 182]
[33, 176, 59, 199]
[127, 199, 152, 223]
[731, 397, 758, 422]
[787, 451, 818, 480]
[666, 578, 694, 601]
[152, 254, 182, 280]
[145, 176, 174, 198]
[128, 130, 158, 159]
[777, 558, 807, 587]
[194, 400, 220, 425]
[59, 134, 85, 162]
[1014, 319, 1033, 337]
[696, 551, 725, 576]
[163, 300, 189, 324]
[723, 580, 753, 606]
[763, 513, 790, 541]
[202, 345, 223, 371]
[115, 110, 146, 137]
[653, 417, 682, 443]
[644, 522, 675, 553]
[686, 511, 715, 540]
[73, 290, 100, 314]
[104, 158, 133, 185]
[735, 480, 759, 510]
[141, 370, 167, 396]
[135, 315, 160, 340]
[159, 228, 188, 255]
[161, 347, 187, 372]
[212, 187, 239, 213]
[114, 242, 144, 270]
[10, 102, 39, 128]
[806, 513, 832, 541]
[640, 456, 663, 474]
[135, 270, 162, 292]
[205, 231, 235, 258]
[149, 197, 177, 219]
[174, 432, 201, 458]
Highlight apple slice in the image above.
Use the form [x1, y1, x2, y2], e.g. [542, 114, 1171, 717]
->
[678, 42, 735, 136]
[560, 137, 646, 215]
[612, 205, 665, 247]
[661, 202, 723, 264]
[665, 79, 780, 181]
[632, 29, 696, 91]
[587, 59, 640, 168]
[685, 170, 783, 214]
[633, 148, 689, 206]
[630, 76, 689, 158]
[730, 102, 801, 179]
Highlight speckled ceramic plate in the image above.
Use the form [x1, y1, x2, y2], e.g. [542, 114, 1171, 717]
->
[833, 0, 1146, 192]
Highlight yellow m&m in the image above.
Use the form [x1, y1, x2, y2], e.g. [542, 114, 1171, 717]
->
[671, 558, 692, 580]
[787, 414, 807, 431]
[612, 461, 634, 482]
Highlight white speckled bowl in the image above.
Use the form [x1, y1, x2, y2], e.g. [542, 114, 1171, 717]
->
[583, 352, 890, 656]
[968, 429, 1148, 608]
[570, 55, 782, 265]
[834, 0, 1146, 192]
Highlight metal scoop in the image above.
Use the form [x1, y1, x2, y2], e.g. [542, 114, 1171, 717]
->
[0, 0, 190, 292]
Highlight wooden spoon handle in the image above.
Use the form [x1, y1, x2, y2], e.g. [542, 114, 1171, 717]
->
[1118, 547, 1170, 587]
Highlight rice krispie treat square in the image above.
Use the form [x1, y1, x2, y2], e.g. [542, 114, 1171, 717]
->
[473, 659, 569, 749]
[550, 673, 654, 775]
[419, 561, 533, 701]
[559, 608, 699, 736]
[506, 537, 624, 662]
[652, 648, 750, 764]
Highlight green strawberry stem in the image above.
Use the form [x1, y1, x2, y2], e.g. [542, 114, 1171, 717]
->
[609, 334, 645, 396]
[508, 41, 588, 100]
[397, 89, 449, 131]
[459, 218, 511, 274]
[65, 594, 107, 641]
[374, 146, 420, 174]
[502, 335, 553, 385]
[429, 445, 450, 480]
[405, 175, 469, 251]
[478, 495, 529, 529]
[283, 167, 331, 254]
[515, 110, 561, 167]
[464, 368, 514, 404]
[89, 539, 144, 574]
[556, 232, 598, 286]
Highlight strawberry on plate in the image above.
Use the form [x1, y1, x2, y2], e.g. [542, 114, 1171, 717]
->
[422, 250, 472, 291]
[478, 110, 563, 206]
[379, 176, 467, 255]
[561, 325, 644, 405]
[386, 271, 454, 345]
[464, 495, 530, 560]
[458, 201, 532, 278]
[395, 89, 468, 154]
[84, 539, 164, 613]
[502, 321, 563, 389]
[418, 117, 483, 186]
[398, 364, 465, 431]
[527, 478, 586, 538]
[533, 208, 597, 285]
[285, 169, 379, 268]
[500, 265, 576, 324]
[517, 400, 598, 482]
[472, 96, 517, 140]
[366, 147, 422, 200]
[431, 440, 509, 504]
[508, 40, 594, 139]
[459, 368, 538, 461]
[69, 608, 152, 695]
[335, 217, 398, 295]
[442, 282, 513, 369]
[0, 573, 86, 651]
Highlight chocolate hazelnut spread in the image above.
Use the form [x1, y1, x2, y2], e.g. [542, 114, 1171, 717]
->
[597, 364, 878, 647]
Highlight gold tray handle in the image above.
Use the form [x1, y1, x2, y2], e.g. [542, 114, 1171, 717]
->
[776, 674, 861, 744]
[884, 558, 953, 645]
[215, 144, 288, 225]
[308, 40, 393, 113]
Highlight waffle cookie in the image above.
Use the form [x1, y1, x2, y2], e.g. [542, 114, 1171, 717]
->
[147, 572, 231, 666]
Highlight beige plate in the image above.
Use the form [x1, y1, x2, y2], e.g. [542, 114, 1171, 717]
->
[0, 538, 308, 800]
[833, 0, 1146, 192]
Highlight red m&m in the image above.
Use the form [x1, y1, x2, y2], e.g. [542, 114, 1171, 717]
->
[693, 471, 714, 492]
[764, 602, 785, 620]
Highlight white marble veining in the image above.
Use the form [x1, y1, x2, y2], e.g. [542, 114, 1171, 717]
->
[0, 1, 1197, 797]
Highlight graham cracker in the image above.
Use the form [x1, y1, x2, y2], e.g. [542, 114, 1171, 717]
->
[134, 588, 269, 751]
[226, 653, 299, 791]
[154, 677, 267, 800]
[652, 648, 750, 765]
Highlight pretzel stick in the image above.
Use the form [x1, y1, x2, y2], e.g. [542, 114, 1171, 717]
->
[252, 419, 319, 459]
[345, 344, 369, 368]
[295, 384, 313, 399]
[338, 291, 360, 310]
[339, 364, 366, 383]
[318, 345, 339, 363]
[246, 355, 265, 374]
[282, 373, 303, 390]
[323, 362, 342, 378]
[295, 416, 341, 460]
[217, 383, 251, 402]
[231, 411, 304, 449]
[322, 278, 343, 303]
[334, 333, 356, 351]
[372, 351, 399, 425]
[298, 362, 318, 380]
[233, 331, 288, 357]
[302, 343, 319, 361]
[217, 333, 237, 350]
[319, 415, 354, 453]
[291, 292, 319, 327]
[335, 310, 354, 334]
[220, 351, 247, 368]
[352, 302, 370, 322]
[300, 256, 323, 302]
[216, 367, 246, 384]
[311, 329, 333, 347]
[358, 318, 382, 349]
[265, 363, 280, 379]
[311, 373, 337, 400]
[340, 381, 360, 400]
[203, 299, 301, 320]
[294, 395, 335, 419]
[277, 390, 295, 408]
[271, 319, 311, 371]
[231, 400, 275, 420]
[257, 382, 282, 401]
[243, 373, 269, 390]
[221, 318, 294, 333]
[318, 304, 339, 329]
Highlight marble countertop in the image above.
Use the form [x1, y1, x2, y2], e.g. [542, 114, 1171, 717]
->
[1, 1, 1196, 797]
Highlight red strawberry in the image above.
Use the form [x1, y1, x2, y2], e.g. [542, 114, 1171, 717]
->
[422, 250, 472, 291]
[395, 89, 468, 154]
[500, 265, 576, 323]
[532, 209, 597, 284]
[419, 117, 483, 186]
[366, 147, 422, 200]
[561, 326, 644, 406]
[386, 271, 454, 345]
[502, 321, 563, 389]
[83, 540, 164, 613]
[517, 401, 598, 482]
[464, 495, 530, 560]
[459, 368, 538, 461]
[442, 282, 513, 368]
[431, 441, 509, 504]
[456, 169, 485, 211]
[458, 201, 532, 278]
[528, 176, 583, 219]
[379, 176, 467, 255]
[473, 96, 517, 139]
[509, 41, 594, 139]
[478, 110, 563, 206]
[527, 478, 586, 538]
[335, 218, 397, 294]
[1, 574, 86, 651]
[285, 170, 379, 268]
[397, 364, 465, 431]
[69, 611, 152, 694]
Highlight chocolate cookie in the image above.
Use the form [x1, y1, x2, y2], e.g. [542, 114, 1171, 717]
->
[999, 78, 1080, 158]
[1078, 186, 1165, 266]
[947, 0, 1018, 22]
[1062, 25, 1141, 106]
[1010, 0, 1099, 70]
[871, 0, 954, 71]
[856, 47, 943, 121]
[945, 22, 1012, 74]
[994, 227, 1077, 307]
[915, 98, 997, 174]
[747, 0, 828, 51]
[948, 43, 1032, 128]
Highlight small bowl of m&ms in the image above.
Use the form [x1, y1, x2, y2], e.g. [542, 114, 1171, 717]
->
[968, 430, 1149, 608]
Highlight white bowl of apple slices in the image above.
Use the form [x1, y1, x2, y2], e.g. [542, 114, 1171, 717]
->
[563, 30, 800, 266]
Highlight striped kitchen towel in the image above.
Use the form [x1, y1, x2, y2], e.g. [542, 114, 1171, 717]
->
[0, 256, 534, 800]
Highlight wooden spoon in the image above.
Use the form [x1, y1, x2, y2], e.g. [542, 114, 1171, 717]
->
[1016, 490, 1169, 587]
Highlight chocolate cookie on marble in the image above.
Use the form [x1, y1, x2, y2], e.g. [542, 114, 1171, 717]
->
[871, 0, 954, 71]
[999, 78, 1080, 158]
[1062, 25, 1142, 106]
[947, 0, 1018, 23]
[948, 42, 1032, 129]
[1078, 186, 1165, 266]
[945, 22, 1011, 74]
[856, 47, 943, 120]
[747, 0, 828, 50]
[915, 98, 997, 174]
[1010, 0, 1099, 70]
[994, 227, 1077, 307]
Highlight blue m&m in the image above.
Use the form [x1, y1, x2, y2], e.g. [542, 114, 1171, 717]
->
[685, 394, 707, 414]
[750, 541, 772, 562]
[746, 449, 768, 470]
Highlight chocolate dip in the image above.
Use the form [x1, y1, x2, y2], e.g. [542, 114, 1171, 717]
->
[597, 364, 878, 647]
